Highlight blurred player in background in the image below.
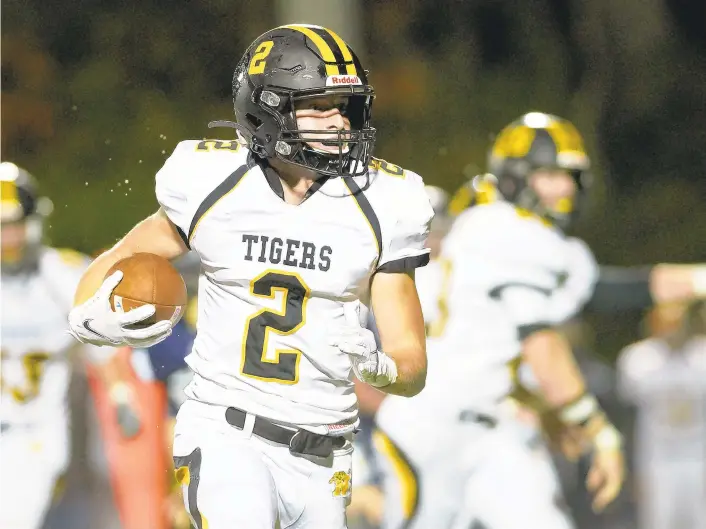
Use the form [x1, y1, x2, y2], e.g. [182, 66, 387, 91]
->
[0, 162, 113, 529]
[372, 112, 706, 529]
[67, 24, 433, 529]
[618, 301, 706, 529]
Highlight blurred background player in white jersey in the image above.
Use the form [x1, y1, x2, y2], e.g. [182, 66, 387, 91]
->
[372, 112, 706, 529]
[0, 161, 115, 529]
[618, 301, 706, 529]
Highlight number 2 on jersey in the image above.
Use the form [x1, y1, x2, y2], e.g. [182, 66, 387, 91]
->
[241, 270, 310, 384]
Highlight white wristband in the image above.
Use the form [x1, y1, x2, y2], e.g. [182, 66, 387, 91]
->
[558, 394, 599, 424]
[692, 266, 706, 296]
[594, 424, 623, 450]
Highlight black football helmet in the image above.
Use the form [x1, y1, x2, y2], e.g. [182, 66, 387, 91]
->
[212, 24, 376, 177]
[488, 112, 592, 228]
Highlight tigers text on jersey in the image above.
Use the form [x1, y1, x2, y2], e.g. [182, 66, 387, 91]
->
[156, 140, 433, 428]
[1, 248, 89, 425]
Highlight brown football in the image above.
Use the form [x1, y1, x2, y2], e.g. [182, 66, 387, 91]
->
[106, 253, 188, 328]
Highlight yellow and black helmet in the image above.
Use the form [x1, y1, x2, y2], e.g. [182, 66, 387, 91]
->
[212, 24, 376, 177]
[1, 162, 53, 272]
[1, 162, 39, 223]
[488, 112, 592, 227]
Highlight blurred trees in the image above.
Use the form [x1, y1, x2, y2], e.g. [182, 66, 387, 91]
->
[3, 0, 705, 355]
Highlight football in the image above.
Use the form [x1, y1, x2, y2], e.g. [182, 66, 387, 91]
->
[106, 253, 188, 328]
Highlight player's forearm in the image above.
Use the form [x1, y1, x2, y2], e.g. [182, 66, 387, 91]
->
[379, 345, 427, 397]
[650, 263, 706, 303]
[522, 329, 586, 407]
[74, 210, 187, 305]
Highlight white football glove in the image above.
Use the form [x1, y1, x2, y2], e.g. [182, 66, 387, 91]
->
[329, 303, 398, 388]
[68, 271, 173, 347]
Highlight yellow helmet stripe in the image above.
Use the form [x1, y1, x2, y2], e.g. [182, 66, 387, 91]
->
[545, 120, 587, 155]
[491, 124, 536, 159]
[322, 28, 358, 76]
[284, 25, 340, 76]
[1, 181, 19, 204]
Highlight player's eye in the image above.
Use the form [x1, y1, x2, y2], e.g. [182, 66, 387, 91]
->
[335, 100, 350, 114]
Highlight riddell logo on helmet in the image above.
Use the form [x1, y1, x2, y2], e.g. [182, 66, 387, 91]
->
[326, 75, 362, 86]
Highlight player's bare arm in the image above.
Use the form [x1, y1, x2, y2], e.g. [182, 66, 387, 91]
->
[522, 328, 624, 512]
[522, 328, 585, 406]
[650, 263, 706, 302]
[73, 208, 187, 306]
[369, 270, 427, 397]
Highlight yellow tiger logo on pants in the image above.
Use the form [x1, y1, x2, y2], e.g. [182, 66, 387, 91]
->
[329, 470, 351, 497]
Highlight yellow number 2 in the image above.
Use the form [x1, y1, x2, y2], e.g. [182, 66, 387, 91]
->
[248, 41, 274, 75]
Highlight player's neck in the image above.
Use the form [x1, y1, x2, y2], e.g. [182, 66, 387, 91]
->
[270, 159, 317, 205]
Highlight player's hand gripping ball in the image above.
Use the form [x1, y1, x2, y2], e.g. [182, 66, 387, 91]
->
[106, 253, 188, 328]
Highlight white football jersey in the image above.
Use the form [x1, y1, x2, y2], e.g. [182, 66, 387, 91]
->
[1, 248, 89, 424]
[618, 337, 706, 461]
[381, 199, 598, 427]
[156, 140, 433, 428]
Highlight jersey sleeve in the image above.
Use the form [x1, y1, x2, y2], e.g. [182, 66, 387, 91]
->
[155, 140, 246, 248]
[376, 170, 434, 273]
[155, 142, 201, 247]
[545, 237, 599, 322]
[485, 236, 598, 338]
[497, 286, 554, 338]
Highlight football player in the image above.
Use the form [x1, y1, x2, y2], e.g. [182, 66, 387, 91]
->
[0, 162, 112, 529]
[373, 112, 706, 529]
[67, 24, 433, 529]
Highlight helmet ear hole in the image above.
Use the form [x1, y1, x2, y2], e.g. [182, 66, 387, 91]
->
[246, 113, 263, 130]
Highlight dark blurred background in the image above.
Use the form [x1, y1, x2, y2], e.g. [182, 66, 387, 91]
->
[4, 0, 706, 359]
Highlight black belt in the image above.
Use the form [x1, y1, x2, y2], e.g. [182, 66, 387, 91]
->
[225, 407, 346, 458]
[459, 410, 497, 428]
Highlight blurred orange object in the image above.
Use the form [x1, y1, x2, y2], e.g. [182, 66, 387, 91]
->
[86, 347, 169, 529]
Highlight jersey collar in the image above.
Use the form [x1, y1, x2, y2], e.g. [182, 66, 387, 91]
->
[247, 152, 331, 203]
